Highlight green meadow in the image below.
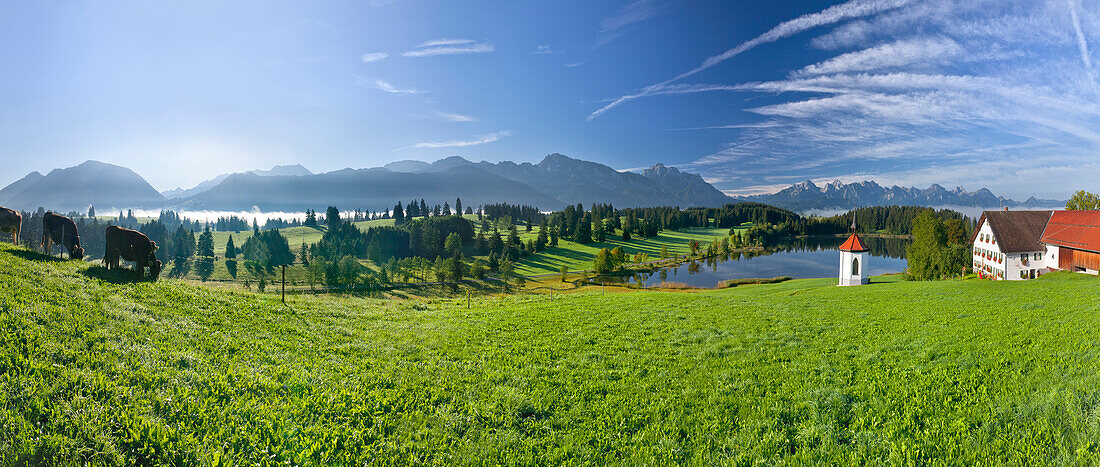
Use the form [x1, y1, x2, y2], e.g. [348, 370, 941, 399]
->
[4, 242, 1100, 464]
[156, 218, 740, 283]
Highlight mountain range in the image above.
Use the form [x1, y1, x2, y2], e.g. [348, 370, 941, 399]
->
[0, 160, 165, 212]
[744, 179, 1064, 212]
[173, 153, 733, 211]
[161, 164, 313, 199]
[0, 156, 1065, 214]
[0, 154, 732, 212]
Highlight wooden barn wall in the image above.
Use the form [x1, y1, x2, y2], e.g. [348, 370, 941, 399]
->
[1059, 247, 1100, 271]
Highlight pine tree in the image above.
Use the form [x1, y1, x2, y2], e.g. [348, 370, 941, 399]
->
[299, 242, 309, 265]
[88, 206, 96, 218]
[225, 236, 236, 259]
[394, 202, 405, 225]
[444, 232, 463, 259]
[325, 206, 340, 229]
[197, 227, 215, 257]
[489, 228, 503, 253]
[443, 202, 452, 216]
[455, 198, 462, 216]
[574, 213, 592, 244]
[536, 221, 548, 251]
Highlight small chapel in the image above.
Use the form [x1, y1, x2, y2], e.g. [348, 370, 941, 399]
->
[838, 219, 869, 286]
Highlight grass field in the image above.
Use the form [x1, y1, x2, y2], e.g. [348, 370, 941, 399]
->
[508, 226, 736, 276]
[4, 242, 1100, 464]
[157, 219, 738, 283]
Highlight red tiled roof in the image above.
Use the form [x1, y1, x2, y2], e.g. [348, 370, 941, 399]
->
[1040, 210, 1100, 253]
[838, 233, 869, 252]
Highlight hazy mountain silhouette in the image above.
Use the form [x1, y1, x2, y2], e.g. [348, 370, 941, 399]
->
[162, 164, 313, 199]
[414, 153, 733, 208]
[745, 179, 1064, 211]
[172, 165, 562, 212]
[0, 160, 165, 212]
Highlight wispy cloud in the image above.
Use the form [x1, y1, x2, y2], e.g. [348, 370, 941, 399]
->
[597, 0, 671, 46]
[361, 77, 420, 94]
[533, 45, 553, 55]
[1065, 0, 1099, 97]
[360, 52, 389, 63]
[588, 0, 914, 120]
[794, 37, 960, 76]
[416, 38, 476, 48]
[403, 39, 494, 57]
[576, 0, 1100, 197]
[402, 131, 511, 150]
[431, 111, 477, 122]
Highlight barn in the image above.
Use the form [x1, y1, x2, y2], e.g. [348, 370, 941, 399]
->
[1040, 210, 1100, 275]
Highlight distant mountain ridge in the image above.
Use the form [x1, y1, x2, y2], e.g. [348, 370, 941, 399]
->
[162, 164, 313, 199]
[172, 154, 733, 211]
[410, 154, 733, 208]
[1, 158, 1062, 215]
[744, 179, 1064, 212]
[0, 160, 165, 212]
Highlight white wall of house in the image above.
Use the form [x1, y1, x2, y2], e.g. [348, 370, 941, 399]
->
[971, 219, 1048, 280]
[1044, 244, 1060, 270]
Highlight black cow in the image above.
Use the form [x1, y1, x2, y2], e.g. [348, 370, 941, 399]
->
[104, 225, 161, 279]
[42, 211, 84, 260]
[0, 206, 20, 244]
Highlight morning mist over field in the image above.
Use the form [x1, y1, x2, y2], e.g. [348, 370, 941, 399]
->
[3, 1, 1100, 464]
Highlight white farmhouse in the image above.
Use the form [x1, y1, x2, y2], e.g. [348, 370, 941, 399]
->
[970, 210, 1053, 280]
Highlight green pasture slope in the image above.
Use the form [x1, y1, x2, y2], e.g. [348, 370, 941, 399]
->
[4, 243, 1100, 464]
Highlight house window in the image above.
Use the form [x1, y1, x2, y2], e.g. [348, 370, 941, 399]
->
[852, 257, 860, 276]
[1035, 253, 1041, 260]
[1021, 254, 1027, 261]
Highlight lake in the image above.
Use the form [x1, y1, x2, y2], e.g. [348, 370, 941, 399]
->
[612, 236, 911, 288]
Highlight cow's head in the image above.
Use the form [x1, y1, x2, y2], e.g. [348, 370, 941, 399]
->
[150, 259, 162, 279]
[71, 245, 85, 260]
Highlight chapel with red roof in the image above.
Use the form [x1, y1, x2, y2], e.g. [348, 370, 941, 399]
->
[838, 218, 870, 286]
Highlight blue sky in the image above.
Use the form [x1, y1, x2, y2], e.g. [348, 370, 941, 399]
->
[1, 0, 1098, 199]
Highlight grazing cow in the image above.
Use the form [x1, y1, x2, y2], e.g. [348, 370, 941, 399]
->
[0, 206, 20, 244]
[104, 225, 161, 279]
[42, 211, 84, 260]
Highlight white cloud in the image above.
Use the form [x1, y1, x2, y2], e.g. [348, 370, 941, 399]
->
[403, 131, 511, 150]
[588, 0, 915, 119]
[360, 52, 389, 63]
[416, 38, 476, 48]
[1065, 0, 1099, 97]
[362, 77, 420, 94]
[432, 111, 477, 122]
[795, 37, 961, 76]
[533, 45, 553, 55]
[403, 39, 494, 57]
[597, 0, 670, 46]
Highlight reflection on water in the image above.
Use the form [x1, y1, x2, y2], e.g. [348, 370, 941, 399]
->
[614, 236, 911, 288]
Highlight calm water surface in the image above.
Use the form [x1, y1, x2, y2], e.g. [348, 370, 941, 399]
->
[617, 236, 910, 288]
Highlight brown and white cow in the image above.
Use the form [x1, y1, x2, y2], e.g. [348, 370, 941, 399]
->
[104, 225, 161, 279]
[0, 206, 20, 244]
[42, 211, 84, 260]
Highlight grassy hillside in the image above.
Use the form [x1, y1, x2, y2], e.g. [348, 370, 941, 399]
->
[5, 243, 1100, 464]
[160, 219, 738, 283]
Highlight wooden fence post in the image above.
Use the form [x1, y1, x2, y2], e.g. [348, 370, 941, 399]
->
[281, 265, 286, 304]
